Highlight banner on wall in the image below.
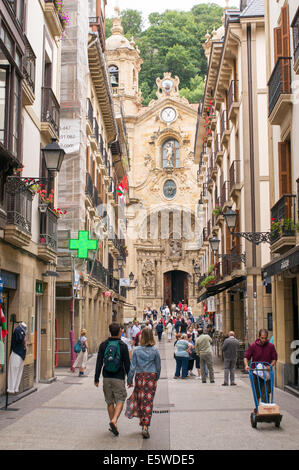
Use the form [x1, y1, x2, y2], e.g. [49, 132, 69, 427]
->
[59, 119, 81, 154]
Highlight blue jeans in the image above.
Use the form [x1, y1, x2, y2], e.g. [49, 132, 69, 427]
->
[175, 356, 189, 378]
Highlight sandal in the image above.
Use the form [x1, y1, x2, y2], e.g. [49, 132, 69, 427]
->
[142, 426, 150, 439]
[109, 422, 119, 436]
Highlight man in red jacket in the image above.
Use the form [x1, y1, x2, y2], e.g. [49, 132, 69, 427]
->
[244, 329, 277, 404]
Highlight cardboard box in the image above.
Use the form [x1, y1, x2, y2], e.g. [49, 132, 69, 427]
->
[258, 403, 280, 415]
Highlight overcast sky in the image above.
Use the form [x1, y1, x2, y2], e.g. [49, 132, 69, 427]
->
[106, 0, 241, 20]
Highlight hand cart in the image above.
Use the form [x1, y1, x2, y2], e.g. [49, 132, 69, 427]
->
[248, 362, 282, 429]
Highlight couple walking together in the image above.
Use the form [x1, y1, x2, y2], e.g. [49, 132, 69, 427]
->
[94, 323, 161, 439]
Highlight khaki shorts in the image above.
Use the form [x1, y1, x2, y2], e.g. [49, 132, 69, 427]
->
[103, 378, 127, 405]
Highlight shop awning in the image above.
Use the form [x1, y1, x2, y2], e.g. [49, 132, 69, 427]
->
[261, 245, 299, 279]
[197, 276, 246, 303]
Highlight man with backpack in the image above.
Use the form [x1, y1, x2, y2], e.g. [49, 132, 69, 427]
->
[94, 323, 130, 436]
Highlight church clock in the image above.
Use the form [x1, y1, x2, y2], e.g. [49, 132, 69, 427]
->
[161, 107, 177, 124]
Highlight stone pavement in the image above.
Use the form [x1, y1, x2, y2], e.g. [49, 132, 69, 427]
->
[0, 335, 299, 450]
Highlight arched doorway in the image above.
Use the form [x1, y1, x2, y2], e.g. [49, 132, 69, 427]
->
[164, 270, 188, 308]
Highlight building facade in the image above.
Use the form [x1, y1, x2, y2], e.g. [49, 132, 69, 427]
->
[106, 10, 200, 317]
[0, 0, 64, 400]
[55, 0, 129, 368]
[262, 0, 299, 393]
[194, 0, 272, 345]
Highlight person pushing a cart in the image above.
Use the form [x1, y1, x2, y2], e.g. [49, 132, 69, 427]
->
[244, 329, 278, 405]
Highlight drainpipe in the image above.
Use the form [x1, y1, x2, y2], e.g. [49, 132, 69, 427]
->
[247, 24, 257, 340]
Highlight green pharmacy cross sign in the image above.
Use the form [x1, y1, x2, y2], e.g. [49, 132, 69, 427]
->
[69, 231, 98, 259]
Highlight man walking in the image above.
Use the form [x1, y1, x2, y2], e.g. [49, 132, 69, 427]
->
[195, 328, 215, 383]
[94, 323, 130, 436]
[222, 331, 239, 386]
[244, 329, 277, 404]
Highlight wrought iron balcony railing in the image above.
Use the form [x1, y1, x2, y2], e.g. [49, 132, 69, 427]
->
[268, 57, 292, 116]
[87, 98, 93, 128]
[23, 35, 36, 95]
[41, 87, 60, 135]
[228, 80, 239, 114]
[271, 194, 297, 244]
[6, 188, 32, 234]
[220, 110, 228, 139]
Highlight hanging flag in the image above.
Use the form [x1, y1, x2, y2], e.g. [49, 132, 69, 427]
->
[116, 174, 129, 203]
[121, 174, 129, 191]
[0, 304, 7, 339]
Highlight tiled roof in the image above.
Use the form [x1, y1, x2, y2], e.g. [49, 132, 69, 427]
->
[240, 0, 264, 17]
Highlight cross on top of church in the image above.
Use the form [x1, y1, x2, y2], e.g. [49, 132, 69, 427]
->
[69, 231, 98, 259]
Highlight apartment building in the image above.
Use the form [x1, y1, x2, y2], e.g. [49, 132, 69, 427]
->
[0, 0, 65, 400]
[195, 0, 272, 345]
[55, 0, 129, 368]
[262, 0, 299, 393]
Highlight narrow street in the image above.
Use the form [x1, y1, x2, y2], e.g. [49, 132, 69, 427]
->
[1, 336, 299, 451]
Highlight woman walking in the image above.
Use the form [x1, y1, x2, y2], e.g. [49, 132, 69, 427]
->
[173, 333, 190, 379]
[73, 328, 88, 376]
[125, 328, 161, 439]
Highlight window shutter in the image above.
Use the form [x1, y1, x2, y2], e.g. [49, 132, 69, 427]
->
[278, 141, 291, 196]
[274, 27, 283, 63]
[281, 4, 290, 56]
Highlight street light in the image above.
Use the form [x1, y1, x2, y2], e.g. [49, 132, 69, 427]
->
[209, 230, 246, 264]
[41, 138, 65, 172]
[209, 234, 220, 253]
[223, 208, 272, 245]
[117, 256, 124, 270]
[129, 272, 135, 282]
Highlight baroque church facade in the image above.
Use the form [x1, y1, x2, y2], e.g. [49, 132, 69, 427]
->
[106, 9, 202, 315]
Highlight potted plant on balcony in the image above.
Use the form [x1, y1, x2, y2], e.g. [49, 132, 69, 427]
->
[200, 275, 216, 288]
[212, 205, 223, 218]
[38, 188, 54, 213]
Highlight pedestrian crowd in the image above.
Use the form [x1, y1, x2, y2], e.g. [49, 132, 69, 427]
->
[72, 299, 278, 440]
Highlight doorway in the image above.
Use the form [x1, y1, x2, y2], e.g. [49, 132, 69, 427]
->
[164, 271, 188, 308]
[34, 295, 42, 383]
[291, 278, 299, 389]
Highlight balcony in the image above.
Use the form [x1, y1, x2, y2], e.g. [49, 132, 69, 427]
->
[291, 7, 299, 74]
[229, 160, 242, 200]
[87, 259, 109, 287]
[5, 188, 32, 247]
[268, 57, 292, 125]
[41, 87, 60, 139]
[90, 118, 99, 151]
[44, 0, 64, 37]
[86, 98, 94, 136]
[85, 172, 94, 206]
[228, 80, 239, 122]
[220, 110, 230, 147]
[38, 208, 58, 262]
[22, 36, 36, 106]
[214, 133, 224, 166]
[271, 194, 297, 254]
[220, 181, 231, 209]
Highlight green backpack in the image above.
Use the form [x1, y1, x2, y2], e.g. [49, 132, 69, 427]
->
[103, 340, 121, 373]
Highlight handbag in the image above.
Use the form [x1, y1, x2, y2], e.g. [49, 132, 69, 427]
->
[74, 340, 82, 354]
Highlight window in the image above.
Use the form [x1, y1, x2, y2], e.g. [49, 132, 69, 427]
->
[12, 75, 21, 156]
[109, 65, 119, 87]
[162, 139, 180, 168]
[7, 0, 25, 28]
[0, 66, 9, 145]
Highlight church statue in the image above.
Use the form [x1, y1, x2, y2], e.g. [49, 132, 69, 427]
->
[166, 143, 174, 167]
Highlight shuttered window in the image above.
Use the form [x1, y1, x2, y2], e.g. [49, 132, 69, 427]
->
[278, 141, 292, 196]
[274, 5, 290, 61]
